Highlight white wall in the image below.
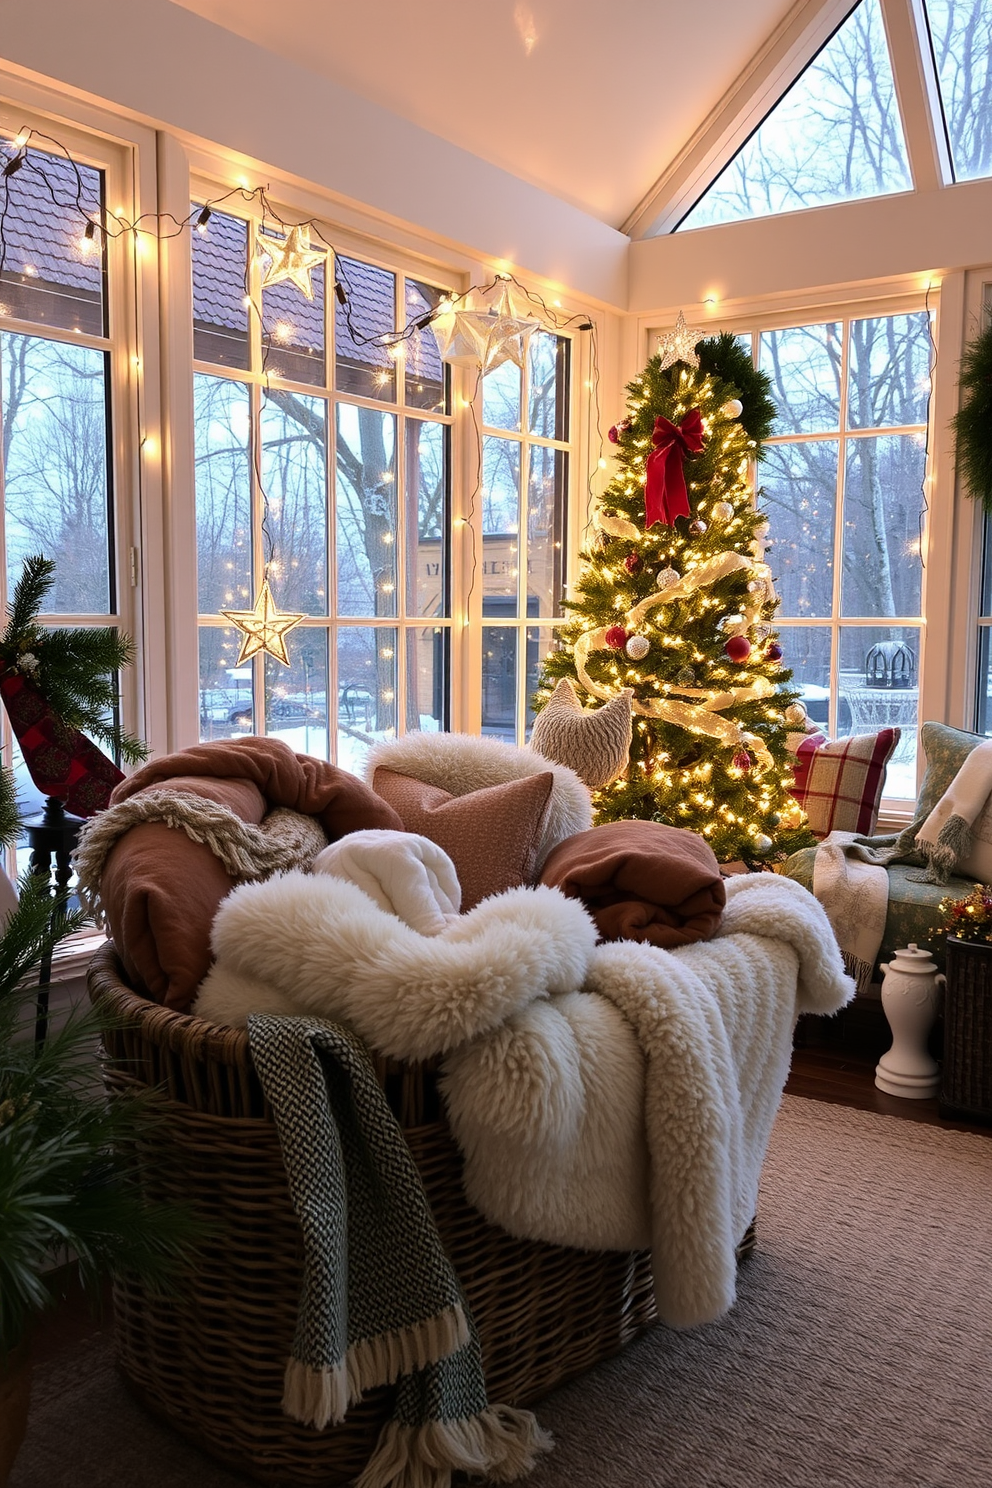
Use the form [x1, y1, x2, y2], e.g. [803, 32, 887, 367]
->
[0, 0, 628, 309]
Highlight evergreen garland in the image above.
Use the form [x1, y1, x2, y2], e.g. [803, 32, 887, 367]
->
[952, 321, 992, 513]
[0, 555, 147, 765]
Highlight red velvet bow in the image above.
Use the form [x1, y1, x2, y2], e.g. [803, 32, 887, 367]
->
[644, 408, 706, 528]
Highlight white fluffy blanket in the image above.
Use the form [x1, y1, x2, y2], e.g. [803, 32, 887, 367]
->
[194, 873, 853, 1329]
[313, 829, 461, 936]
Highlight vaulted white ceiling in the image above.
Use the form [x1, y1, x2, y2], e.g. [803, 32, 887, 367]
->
[168, 0, 800, 228]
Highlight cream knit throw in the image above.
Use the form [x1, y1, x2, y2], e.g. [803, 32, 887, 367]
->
[912, 739, 992, 884]
[812, 831, 889, 994]
[73, 789, 328, 923]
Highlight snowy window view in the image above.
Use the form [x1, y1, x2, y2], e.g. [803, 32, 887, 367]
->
[756, 311, 932, 799]
[677, 0, 911, 231]
[923, 0, 992, 182]
[192, 207, 453, 773]
[480, 329, 570, 742]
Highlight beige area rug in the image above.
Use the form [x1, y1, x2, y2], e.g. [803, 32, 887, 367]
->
[9, 1096, 992, 1488]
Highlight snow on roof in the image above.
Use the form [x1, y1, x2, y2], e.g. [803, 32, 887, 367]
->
[0, 143, 103, 306]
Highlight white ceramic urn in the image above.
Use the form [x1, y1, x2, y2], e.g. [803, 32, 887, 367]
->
[875, 943, 945, 1099]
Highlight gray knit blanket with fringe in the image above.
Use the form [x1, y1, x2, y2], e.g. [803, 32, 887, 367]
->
[246, 1014, 551, 1488]
[72, 789, 328, 922]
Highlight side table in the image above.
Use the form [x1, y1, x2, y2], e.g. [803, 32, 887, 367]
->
[939, 937, 992, 1124]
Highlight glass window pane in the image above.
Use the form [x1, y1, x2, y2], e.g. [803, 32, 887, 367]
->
[678, 0, 911, 230]
[527, 446, 566, 619]
[925, 0, 992, 182]
[528, 331, 568, 440]
[191, 208, 249, 369]
[404, 279, 448, 413]
[1, 332, 111, 612]
[759, 324, 841, 434]
[261, 390, 327, 615]
[482, 625, 517, 742]
[525, 628, 556, 738]
[839, 624, 919, 798]
[761, 441, 838, 618]
[337, 626, 397, 770]
[483, 360, 521, 432]
[199, 626, 254, 740]
[482, 435, 521, 540]
[406, 419, 447, 618]
[0, 143, 105, 336]
[774, 624, 833, 731]
[336, 405, 397, 618]
[977, 622, 992, 736]
[264, 638, 328, 757]
[262, 258, 325, 387]
[841, 434, 925, 618]
[848, 313, 932, 429]
[194, 374, 252, 615]
[406, 625, 447, 734]
[335, 256, 396, 402]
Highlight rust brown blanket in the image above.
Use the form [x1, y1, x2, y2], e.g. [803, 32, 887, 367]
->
[539, 819, 725, 948]
[101, 736, 402, 1012]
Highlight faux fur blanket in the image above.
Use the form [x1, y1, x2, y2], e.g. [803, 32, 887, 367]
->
[313, 829, 461, 935]
[195, 873, 853, 1329]
[539, 819, 726, 948]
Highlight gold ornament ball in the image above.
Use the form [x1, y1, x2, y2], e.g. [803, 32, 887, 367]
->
[784, 702, 808, 726]
[656, 567, 680, 590]
[625, 634, 650, 661]
[712, 501, 734, 522]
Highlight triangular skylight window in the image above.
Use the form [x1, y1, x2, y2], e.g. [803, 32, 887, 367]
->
[676, 0, 911, 232]
[923, 0, 992, 183]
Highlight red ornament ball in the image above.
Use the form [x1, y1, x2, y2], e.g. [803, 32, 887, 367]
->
[731, 749, 752, 772]
[765, 642, 784, 662]
[624, 552, 642, 574]
[724, 634, 752, 663]
[604, 625, 629, 650]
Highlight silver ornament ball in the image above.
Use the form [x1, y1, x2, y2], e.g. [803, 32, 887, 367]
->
[784, 702, 807, 726]
[753, 833, 773, 853]
[712, 501, 734, 522]
[625, 634, 650, 660]
[656, 567, 680, 590]
[721, 398, 743, 419]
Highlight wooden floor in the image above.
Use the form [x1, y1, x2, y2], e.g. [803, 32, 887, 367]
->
[786, 1043, 992, 1137]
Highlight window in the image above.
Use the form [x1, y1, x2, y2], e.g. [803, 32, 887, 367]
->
[480, 331, 570, 742]
[0, 128, 128, 871]
[923, 0, 992, 182]
[748, 309, 933, 799]
[193, 202, 452, 772]
[677, 0, 910, 231]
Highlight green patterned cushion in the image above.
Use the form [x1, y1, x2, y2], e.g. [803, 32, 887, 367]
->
[915, 721, 987, 820]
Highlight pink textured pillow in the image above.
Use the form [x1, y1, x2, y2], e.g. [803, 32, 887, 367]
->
[371, 767, 554, 910]
[792, 728, 900, 838]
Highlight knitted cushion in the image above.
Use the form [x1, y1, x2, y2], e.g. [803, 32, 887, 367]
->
[371, 768, 554, 911]
[530, 679, 633, 790]
[792, 728, 899, 838]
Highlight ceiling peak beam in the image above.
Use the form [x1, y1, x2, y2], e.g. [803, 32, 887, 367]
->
[622, 0, 858, 241]
[880, 0, 951, 193]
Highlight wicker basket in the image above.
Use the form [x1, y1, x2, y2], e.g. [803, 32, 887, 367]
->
[939, 937, 992, 1125]
[89, 943, 675, 1485]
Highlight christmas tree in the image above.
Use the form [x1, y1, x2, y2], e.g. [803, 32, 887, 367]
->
[536, 320, 816, 866]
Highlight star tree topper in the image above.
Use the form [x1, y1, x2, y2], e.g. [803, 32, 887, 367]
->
[256, 223, 324, 301]
[656, 311, 705, 371]
[221, 581, 306, 666]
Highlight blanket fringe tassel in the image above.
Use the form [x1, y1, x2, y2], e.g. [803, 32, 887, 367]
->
[841, 949, 876, 997]
[355, 1406, 555, 1488]
[283, 1306, 470, 1429]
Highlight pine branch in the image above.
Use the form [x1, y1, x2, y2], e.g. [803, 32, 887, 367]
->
[2, 554, 55, 646]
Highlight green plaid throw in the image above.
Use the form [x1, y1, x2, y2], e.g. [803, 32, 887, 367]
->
[247, 1014, 551, 1488]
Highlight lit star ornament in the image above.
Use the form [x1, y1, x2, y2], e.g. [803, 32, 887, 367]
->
[656, 311, 705, 371]
[429, 280, 541, 372]
[221, 581, 306, 666]
[256, 224, 324, 300]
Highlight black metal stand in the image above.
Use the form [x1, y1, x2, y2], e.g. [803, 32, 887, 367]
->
[24, 795, 83, 1047]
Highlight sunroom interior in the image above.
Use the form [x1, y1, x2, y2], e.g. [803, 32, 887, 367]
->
[0, 0, 990, 844]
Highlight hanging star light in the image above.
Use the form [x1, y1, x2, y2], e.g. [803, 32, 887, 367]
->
[656, 311, 706, 371]
[221, 580, 306, 666]
[255, 223, 324, 300]
[429, 279, 542, 373]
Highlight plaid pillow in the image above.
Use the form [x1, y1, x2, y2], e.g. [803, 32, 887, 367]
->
[792, 729, 900, 838]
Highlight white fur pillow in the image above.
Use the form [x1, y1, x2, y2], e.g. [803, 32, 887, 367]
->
[364, 732, 592, 871]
